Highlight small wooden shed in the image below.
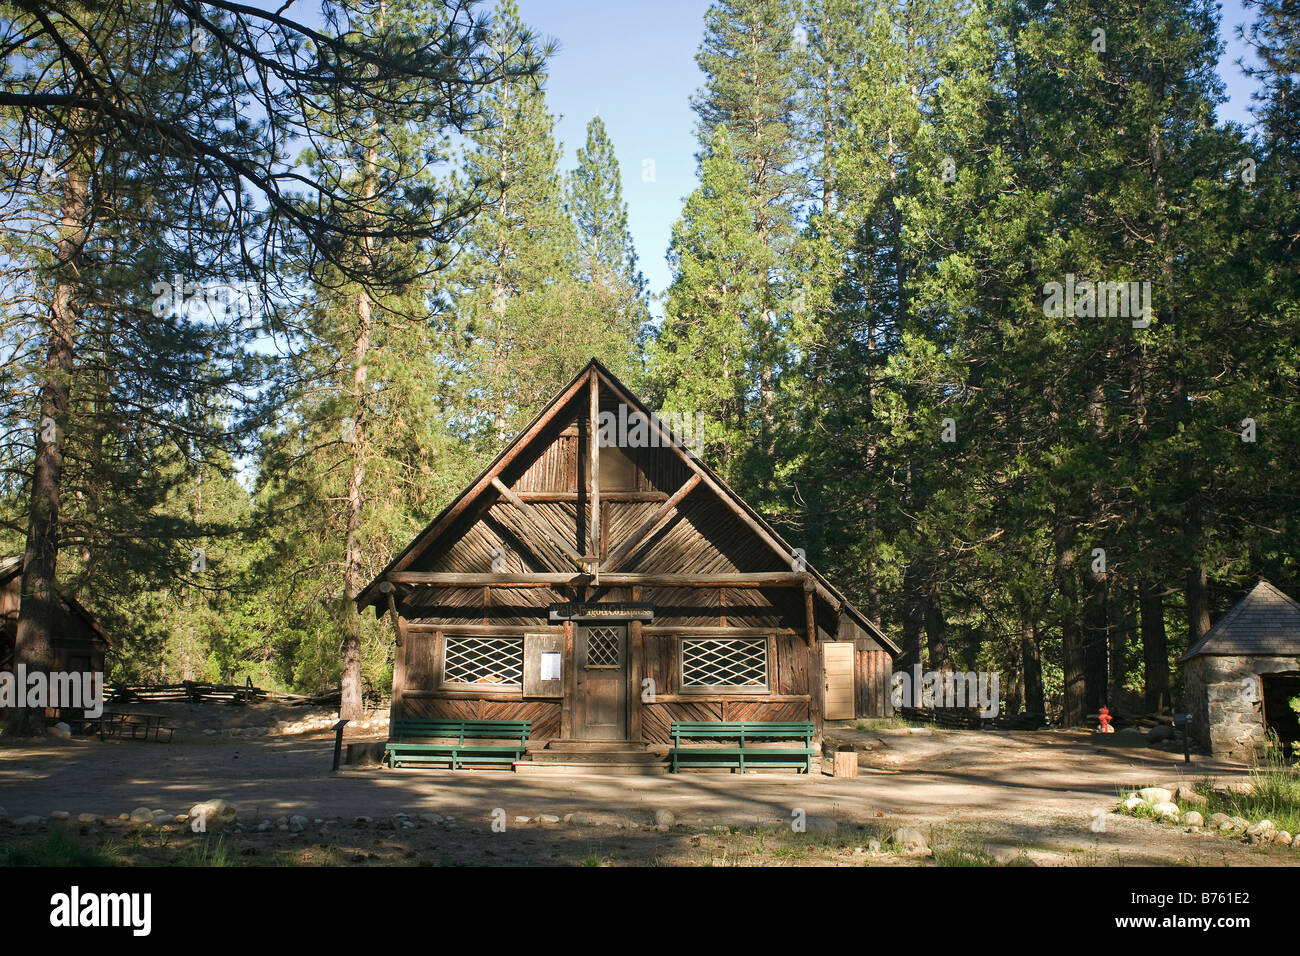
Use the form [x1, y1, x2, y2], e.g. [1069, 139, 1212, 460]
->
[0, 555, 110, 676]
[358, 361, 898, 761]
[1182, 579, 1300, 757]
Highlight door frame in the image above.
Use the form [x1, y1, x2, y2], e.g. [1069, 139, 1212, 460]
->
[573, 622, 630, 740]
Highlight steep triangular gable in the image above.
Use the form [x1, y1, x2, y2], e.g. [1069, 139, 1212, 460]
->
[357, 360, 897, 653]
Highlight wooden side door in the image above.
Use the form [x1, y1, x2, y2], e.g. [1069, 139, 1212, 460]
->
[823, 642, 856, 720]
[575, 624, 628, 740]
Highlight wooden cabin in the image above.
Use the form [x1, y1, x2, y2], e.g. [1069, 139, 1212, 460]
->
[1, 555, 110, 677]
[357, 361, 898, 763]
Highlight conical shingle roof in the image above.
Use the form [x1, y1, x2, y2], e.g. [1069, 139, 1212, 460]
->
[1181, 580, 1300, 660]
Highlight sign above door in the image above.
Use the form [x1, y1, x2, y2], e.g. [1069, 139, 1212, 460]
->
[548, 601, 654, 622]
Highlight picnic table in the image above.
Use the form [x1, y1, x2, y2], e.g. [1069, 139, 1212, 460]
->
[100, 711, 174, 742]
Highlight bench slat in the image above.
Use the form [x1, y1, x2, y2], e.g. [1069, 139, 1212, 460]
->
[386, 719, 530, 771]
[668, 720, 815, 775]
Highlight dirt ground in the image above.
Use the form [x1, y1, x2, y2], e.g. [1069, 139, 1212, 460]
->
[1, 702, 1296, 866]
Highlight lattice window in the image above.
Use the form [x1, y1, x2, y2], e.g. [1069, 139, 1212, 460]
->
[443, 637, 524, 687]
[680, 637, 768, 691]
[585, 627, 622, 667]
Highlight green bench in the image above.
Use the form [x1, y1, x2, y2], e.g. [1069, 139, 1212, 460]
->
[385, 719, 531, 770]
[669, 720, 816, 774]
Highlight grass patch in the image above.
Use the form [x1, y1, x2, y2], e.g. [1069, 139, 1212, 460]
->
[0, 829, 122, 867]
[181, 835, 232, 867]
[1191, 748, 1300, 834]
[932, 844, 1000, 867]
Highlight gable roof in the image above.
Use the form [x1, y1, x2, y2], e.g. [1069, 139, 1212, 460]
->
[357, 359, 898, 654]
[1181, 579, 1300, 661]
[0, 555, 110, 645]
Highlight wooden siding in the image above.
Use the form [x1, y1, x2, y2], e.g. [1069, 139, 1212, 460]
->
[856, 648, 894, 718]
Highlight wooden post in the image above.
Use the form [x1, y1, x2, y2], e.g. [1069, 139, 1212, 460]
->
[589, 370, 600, 565]
[804, 585, 817, 648]
[629, 585, 643, 743]
[561, 620, 575, 739]
[811, 641, 824, 737]
[382, 584, 406, 723]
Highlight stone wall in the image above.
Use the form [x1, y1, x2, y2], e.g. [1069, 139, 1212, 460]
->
[1185, 654, 1300, 758]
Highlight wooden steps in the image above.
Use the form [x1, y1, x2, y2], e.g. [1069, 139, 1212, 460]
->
[516, 741, 669, 775]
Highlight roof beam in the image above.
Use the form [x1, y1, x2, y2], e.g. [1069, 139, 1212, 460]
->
[386, 571, 814, 589]
[599, 473, 701, 573]
[589, 368, 600, 565]
[489, 477, 585, 571]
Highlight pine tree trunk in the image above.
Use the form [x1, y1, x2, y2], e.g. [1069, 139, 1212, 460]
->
[901, 562, 925, 672]
[1185, 563, 1212, 647]
[9, 159, 89, 736]
[1054, 517, 1087, 725]
[340, 285, 371, 722]
[925, 585, 950, 671]
[1021, 620, 1044, 717]
[341, 137, 378, 723]
[1140, 583, 1170, 713]
[1083, 567, 1109, 712]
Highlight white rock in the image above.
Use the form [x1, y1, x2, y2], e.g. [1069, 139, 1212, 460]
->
[653, 809, 676, 827]
[419, 813, 444, 825]
[1139, 787, 1173, 805]
[1122, 796, 1145, 811]
[49, 810, 70, 821]
[50, 722, 72, 739]
[76, 813, 97, 824]
[129, 807, 154, 824]
[189, 799, 237, 826]
[1181, 810, 1204, 828]
[539, 814, 561, 824]
[1151, 801, 1180, 821]
[563, 812, 590, 825]
[986, 845, 1025, 865]
[290, 815, 308, 832]
[888, 826, 929, 851]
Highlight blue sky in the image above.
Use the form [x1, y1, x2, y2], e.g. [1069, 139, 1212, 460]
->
[518, 0, 1265, 310]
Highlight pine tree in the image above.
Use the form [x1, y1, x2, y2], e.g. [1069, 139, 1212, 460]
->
[567, 116, 650, 345]
[651, 127, 766, 482]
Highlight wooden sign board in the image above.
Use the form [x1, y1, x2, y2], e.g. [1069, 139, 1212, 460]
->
[523, 632, 565, 697]
[547, 601, 654, 622]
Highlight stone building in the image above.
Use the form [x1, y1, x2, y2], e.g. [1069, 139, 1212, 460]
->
[1182, 579, 1300, 758]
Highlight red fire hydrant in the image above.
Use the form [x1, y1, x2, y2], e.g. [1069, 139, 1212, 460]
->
[1098, 706, 1114, 733]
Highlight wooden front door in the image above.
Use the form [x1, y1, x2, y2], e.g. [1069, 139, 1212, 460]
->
[823, 642, 856, 720]
[575, 624, 628, 740]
